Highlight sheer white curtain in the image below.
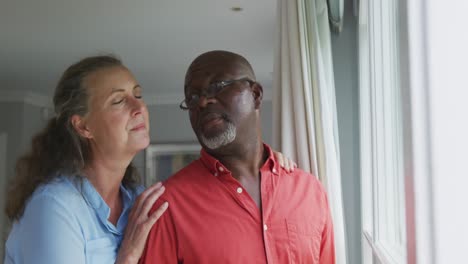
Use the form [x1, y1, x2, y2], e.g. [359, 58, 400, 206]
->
[273, 0, 347, 263]
[327, 0, 345, 32]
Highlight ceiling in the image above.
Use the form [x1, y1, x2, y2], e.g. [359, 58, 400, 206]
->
[0, 0, 276, 103]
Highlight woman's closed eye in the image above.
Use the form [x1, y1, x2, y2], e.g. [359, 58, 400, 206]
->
[111, 93, 142, 105]
[112, 97, 125, 105]
[134, 91, 143, 99]
[133, 86, 143, 99]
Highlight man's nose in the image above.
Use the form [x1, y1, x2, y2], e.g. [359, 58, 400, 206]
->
[196, 93, 217, 108]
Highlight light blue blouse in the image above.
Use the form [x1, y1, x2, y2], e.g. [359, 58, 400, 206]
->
[4, 175, 144, 264]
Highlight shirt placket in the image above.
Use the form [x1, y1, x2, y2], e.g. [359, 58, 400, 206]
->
[261, 165, 278, 264]
[215, 162, 279, 264]
[215, 165, 261, 223]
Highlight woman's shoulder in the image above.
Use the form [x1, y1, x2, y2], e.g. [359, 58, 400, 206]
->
[6, 177, 92, 264]
[29, 175, 84, 208]
[17, 175, 89, 232]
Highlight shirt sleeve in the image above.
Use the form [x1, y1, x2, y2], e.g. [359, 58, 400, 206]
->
[319, 191, 336, 264]
[4, 250, 14, 264]
[139, 197, 179, 264]
[19, 193, 85, 264]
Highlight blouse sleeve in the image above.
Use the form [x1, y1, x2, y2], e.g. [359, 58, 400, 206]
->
[19, 193, 85, 264]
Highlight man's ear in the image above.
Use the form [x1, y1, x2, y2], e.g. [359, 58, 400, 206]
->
[71, 114, 93, 139]
[251, 82, 263, 109]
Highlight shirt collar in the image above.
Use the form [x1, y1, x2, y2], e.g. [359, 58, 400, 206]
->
[262, 144, 281, 175]
[72, 176, 136, 234]
[199, 143, 280, 176]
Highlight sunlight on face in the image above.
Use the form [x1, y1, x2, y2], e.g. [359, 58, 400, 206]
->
[83, 66, 150, 158]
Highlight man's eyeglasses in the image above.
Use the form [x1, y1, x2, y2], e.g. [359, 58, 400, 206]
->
[179, 77, 255, 110]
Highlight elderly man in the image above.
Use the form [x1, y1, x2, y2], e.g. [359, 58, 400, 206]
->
[140, 50, 335, 263]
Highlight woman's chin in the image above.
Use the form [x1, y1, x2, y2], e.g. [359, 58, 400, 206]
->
[129, 136, 150, 153]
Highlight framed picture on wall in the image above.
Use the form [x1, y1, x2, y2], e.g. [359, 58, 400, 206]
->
[144, 143, 201, 187]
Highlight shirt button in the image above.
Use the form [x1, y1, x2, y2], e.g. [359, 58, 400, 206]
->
[236, 187, 243, 194]
[272, 168, 277, 173]
[264, 224, 268, 231]
[219, 167, 224, 172]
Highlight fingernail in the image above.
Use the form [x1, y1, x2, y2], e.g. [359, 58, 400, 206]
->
[163, 201, 169, 208]
[154, 182, 162, 188]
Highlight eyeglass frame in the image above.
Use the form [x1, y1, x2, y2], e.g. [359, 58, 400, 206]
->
[179, 77, 255, 110]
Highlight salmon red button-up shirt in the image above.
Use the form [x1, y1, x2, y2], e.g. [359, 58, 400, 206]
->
[140, 144, 335, 264]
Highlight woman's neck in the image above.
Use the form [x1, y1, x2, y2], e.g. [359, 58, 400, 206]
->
[84, 155, 130, 212]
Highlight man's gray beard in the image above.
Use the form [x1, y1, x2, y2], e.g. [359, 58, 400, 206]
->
[200, 121, 236, 150]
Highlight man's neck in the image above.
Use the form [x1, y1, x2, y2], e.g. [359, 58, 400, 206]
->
[209, 141, 267, 209]
[211, 141, 267, 181]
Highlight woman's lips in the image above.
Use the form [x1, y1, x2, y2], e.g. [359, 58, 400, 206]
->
[130, 123, 146, 131]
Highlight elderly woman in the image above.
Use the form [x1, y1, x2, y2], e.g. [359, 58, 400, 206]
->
[4, 55, 295, 263]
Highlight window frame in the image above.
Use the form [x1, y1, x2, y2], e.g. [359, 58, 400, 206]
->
[358, 0, 407, 263]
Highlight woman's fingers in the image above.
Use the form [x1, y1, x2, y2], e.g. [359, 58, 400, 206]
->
[129, 182, 164, 218]
[138, 201, 169, 246]
[274, 151, 285, 167]
[116, 183, 169, 264]
[286, 157, 296, 172]
[139, 185, 166, 218]
[284, 158, 291, 171]
[274, 151, 296, 172]
[146, 202, 169, 225]
[134, 182, 161, 207]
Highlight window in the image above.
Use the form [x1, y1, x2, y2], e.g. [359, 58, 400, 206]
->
[358, 0, 407, 263]
[145, 143, 200, 186]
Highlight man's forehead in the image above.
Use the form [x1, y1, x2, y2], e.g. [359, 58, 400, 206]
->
[185, 62, 250, 85]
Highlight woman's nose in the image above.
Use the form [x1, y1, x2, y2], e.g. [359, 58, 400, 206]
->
[130, 97, 145, 116]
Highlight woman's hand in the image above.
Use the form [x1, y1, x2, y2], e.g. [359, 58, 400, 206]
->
[273, 151, 297, 172]
[116, 182, 169, 264]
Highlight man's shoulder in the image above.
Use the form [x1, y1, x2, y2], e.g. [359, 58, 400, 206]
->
[167, 159, 204, 178]
[150, 159, 211, 213]
[280, 168, 328, 199]
[162, 159, 209, 193]
[283, 167, 322, 185]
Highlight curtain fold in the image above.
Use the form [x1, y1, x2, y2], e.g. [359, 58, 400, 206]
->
[327, 0, 344, 32]
[273, 0, 347, 263]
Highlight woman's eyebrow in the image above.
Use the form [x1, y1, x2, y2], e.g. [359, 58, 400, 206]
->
[109, 84, 140, 95]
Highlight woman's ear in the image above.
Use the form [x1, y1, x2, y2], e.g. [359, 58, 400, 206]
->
[71, 114, 93, 139]
[251, 82, 263, 109]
